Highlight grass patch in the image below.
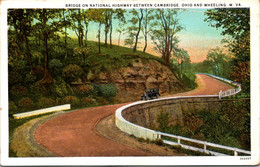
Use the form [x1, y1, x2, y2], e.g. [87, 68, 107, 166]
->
[9, 112, 55, 157]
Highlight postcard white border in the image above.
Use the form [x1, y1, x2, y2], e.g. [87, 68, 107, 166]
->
[1, 0, 259, 166]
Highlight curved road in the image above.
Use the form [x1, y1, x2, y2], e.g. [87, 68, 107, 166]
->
[34, 74, 234, 156]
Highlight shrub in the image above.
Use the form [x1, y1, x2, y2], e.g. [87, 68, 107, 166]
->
[137, 137, 145, 142]
[31, 65, 44, 75]
[96, 97, 109, 105]
[63, 96, 80, 107]
[9, 71, 23, 85]
[81, 97, 96, 104]
[75, 84, 93, 96]
[182, 111, 204, 134]
[50, 79, 74, 97]
[182, 73, 197, 89]
[37, 97, 56, 108]
[9, 101, 17, 115]
[49, 59, 63, 76]
[156, 110, 170, 131]
[154, 139, 164, 146]
[29, 82, 49, 99]
[93, 84, 117, 100]
[24, 74, 36, 84]
[62, 64, 84, 82]
[10, 86, 28, 97]
[100, 84, 117, 99]
[32, 51, 43, 65]
[73, 47, 89, 64]
[18, 97, 34, 109]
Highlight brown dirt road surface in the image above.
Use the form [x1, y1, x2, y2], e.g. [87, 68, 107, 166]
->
[34, 74, 234, 156]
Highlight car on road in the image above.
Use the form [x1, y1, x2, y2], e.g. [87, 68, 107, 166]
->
[140, 88, 160, 100]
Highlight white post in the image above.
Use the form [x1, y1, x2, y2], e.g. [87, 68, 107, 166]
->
[234, 148, 238, 156]
[178, 136, 181, 144]
[158, 134, 161, 139]
[203, 141, 207, 152]
[219, 90, 222, 99]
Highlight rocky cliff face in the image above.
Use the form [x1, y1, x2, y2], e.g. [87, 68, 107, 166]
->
[94, 58, 186, 102]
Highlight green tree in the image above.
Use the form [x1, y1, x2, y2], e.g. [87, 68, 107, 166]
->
[60, 9, 72, 59]
[150, 9, 183, 65]
[70, 9, 85, 47]
[82, 9, 90, 47]
[88, 9, 105, 54]
[116, 25, 125, 47]
[8, 9, 34, 72]
[126, 9, 144, 52]
[35, 9, 63, 84]
[104, 9, 113, 47]
[110, 9, 126, 48]
[141, 9, 153, 53]
[205, 8, 250, 95]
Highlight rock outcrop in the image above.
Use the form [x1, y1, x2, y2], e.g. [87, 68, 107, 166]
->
[91, 58, 186, 102]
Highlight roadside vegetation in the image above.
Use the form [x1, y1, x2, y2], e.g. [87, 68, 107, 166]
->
[155, 99, 250, 155]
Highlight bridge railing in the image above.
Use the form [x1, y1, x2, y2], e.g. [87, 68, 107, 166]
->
[157, 131, 251, 156]
[115, 74, 249, 156]
[198, 73, 242, 99]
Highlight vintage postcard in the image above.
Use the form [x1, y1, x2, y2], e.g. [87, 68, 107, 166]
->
[1, 0, 259, 165]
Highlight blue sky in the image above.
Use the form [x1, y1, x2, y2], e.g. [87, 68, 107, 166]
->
[68, 9, 224, 63]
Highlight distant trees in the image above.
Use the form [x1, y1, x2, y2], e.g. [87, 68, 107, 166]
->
[205, 47, 227, 76]
[196, 47, 231, 78]
[172, 49, 191, 78]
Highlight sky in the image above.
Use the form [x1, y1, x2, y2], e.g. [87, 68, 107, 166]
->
[69, 9, 224, 63]
[177, 9, 224, 63]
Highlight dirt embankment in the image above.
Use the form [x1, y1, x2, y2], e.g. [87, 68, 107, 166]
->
[95, 59, 186, 102]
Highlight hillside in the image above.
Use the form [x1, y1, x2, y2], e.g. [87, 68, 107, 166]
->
[8, 39, 187, 114]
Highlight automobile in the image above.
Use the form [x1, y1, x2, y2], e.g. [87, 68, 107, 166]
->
[140, 88, 160, 100]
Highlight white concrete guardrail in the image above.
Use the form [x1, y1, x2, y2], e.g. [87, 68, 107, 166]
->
[115, 74, 249, 156]
[13, 104, 71, 119]
[199, 73, 242, 99]
[158, 132, 251, 156]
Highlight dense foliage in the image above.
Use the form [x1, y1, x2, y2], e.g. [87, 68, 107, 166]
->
[156, 99, 250, 152]
[204, 8, 250, 96]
